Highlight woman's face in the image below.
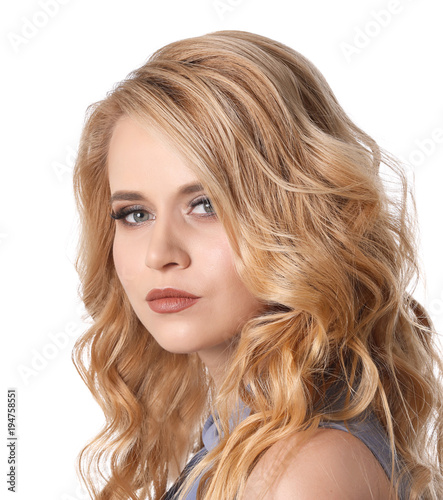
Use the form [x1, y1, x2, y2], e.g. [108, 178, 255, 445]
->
[107, 116, 264, 368]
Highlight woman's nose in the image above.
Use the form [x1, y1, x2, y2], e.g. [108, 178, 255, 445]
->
[144, 215, 190, 271]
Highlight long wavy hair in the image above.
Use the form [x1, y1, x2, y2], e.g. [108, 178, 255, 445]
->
[72, 30, 443, 499]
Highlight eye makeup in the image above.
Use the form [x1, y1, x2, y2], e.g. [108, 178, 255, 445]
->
[110, 196, 216, 227]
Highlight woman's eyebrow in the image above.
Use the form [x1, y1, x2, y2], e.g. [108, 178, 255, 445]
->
[109, 182, 205, 204]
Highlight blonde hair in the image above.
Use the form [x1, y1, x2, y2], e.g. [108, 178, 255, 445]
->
[72, 30, 443, 499]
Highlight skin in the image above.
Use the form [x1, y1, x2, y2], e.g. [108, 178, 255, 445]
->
[242, 427, 394, 499]
[107, 115, 264, 389]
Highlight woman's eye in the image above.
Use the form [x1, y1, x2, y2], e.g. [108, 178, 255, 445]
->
[125, 210, 151, 223]
[110, 207, 152, 226]
[190, 197, 216, 216]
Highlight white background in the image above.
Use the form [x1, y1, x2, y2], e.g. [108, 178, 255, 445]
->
[1, 1, 442, 499]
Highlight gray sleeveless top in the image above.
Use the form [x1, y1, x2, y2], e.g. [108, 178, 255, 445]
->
[165, 399, 409, 499]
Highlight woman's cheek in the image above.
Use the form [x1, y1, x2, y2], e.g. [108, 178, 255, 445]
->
[112, 235, 138, 286]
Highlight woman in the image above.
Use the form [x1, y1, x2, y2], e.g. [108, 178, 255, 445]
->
[72, 30, 443, 499]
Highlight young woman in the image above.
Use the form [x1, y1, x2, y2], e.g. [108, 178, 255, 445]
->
[72, 30, 443, 499]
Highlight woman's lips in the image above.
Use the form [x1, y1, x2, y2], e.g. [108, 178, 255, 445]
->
[147, 297, 200, 313]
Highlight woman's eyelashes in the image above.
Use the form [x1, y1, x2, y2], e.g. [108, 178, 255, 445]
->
[110, 196, 216, 226]
[189, 196, 216, 217]
[110, 205, 150, 225]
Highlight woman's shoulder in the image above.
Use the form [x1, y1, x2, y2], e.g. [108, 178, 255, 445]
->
[242, 426, 394, 500]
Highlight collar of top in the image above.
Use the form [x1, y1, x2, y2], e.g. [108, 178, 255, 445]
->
[202, 399, 251, 452]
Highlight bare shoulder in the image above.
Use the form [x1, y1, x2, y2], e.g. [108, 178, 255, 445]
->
[242, 427, 394, 500]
